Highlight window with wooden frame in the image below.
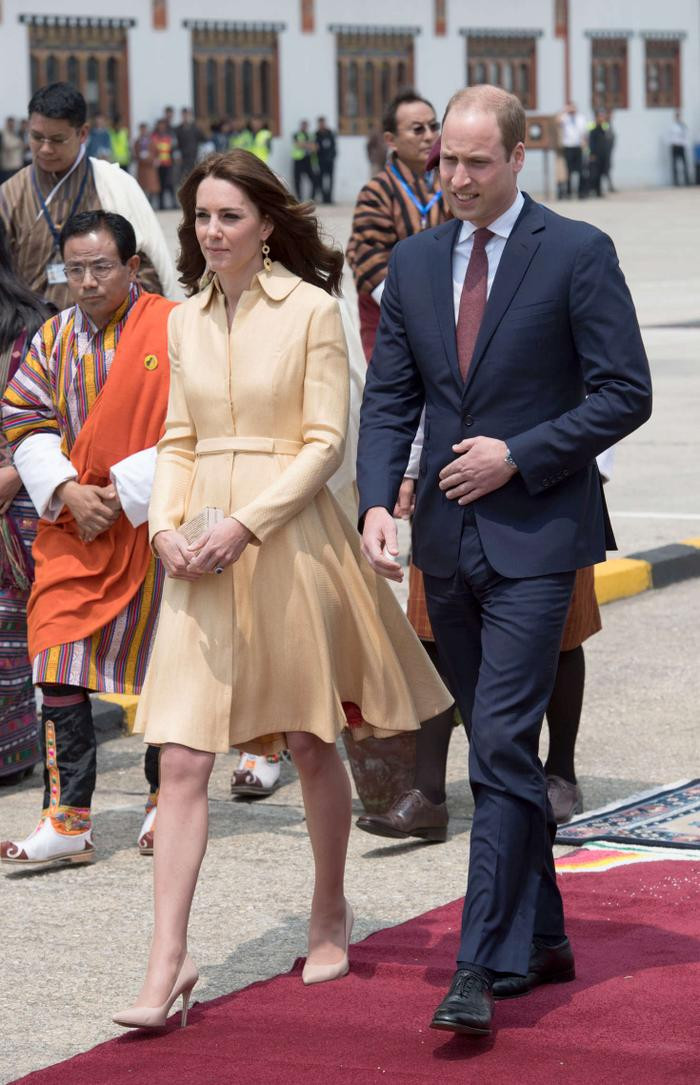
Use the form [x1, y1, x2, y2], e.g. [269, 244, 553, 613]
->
[21, 15, 133, 123]
[644, 38, 681, 108]
[333, 26, 416, 136]
[591, 37, 628, 110]
[466, 34, 537, 110]
[187, 22, 281, 132]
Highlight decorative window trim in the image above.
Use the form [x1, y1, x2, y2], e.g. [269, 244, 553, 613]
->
[460, 28, 543, 39]
[329, 24, 421, 36]
[639, 30, 686, 41]
[184, 20, 286, 32]
[584, 30, 634, 40]
[20, 15, 135, 28]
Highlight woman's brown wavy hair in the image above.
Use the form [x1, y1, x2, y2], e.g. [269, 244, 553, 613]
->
[177, 151, 344, 297]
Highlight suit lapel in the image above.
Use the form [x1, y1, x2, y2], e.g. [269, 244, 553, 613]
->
[429, 218, 463, 391]
[463, 198, 545, 397]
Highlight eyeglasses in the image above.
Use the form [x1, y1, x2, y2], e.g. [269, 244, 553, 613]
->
[63, 262, 121, 282]
[28, 131, 77, 146]
[405, 122, 441, 136]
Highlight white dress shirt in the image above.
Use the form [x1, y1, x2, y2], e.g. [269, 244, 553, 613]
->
[560, 112, 588, 148]
[405, 192, 524, 478]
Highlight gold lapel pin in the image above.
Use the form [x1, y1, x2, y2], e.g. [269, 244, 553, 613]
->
[144, 354, 158, 370]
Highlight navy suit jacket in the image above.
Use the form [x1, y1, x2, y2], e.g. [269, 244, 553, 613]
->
[356, 194, 653, 579]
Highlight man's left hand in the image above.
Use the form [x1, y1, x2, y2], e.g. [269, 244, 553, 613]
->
[439, 437, 517, 505]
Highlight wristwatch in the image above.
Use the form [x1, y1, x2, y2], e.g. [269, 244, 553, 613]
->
[504, 447, 518, 470]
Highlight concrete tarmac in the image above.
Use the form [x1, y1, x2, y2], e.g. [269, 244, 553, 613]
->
[1, 188, 699, 1083]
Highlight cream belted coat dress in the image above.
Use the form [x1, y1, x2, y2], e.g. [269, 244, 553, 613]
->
[135, 262, 451, 755]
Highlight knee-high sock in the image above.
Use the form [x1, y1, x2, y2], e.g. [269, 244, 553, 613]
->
[413, 640, 456, 805]
[544, 645, 585, 784]
[144, 744, 161, 803]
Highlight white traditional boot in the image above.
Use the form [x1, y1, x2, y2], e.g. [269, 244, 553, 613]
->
[231, 752, 281, 797]
[0, 813, 95, 869]
[137, 801, 157, 856]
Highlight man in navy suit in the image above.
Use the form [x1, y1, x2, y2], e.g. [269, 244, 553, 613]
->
[357, 85, 652, 1036]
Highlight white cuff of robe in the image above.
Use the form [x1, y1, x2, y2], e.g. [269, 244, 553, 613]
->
[404, 412, 425, 481]
[12, 433, 77, 520]
[110, 446, 157, 527]
[370, 280, 385, 306]
[596, 446, 615, 484]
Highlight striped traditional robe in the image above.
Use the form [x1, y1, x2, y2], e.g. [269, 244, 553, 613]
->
[0, 151, 163, 310]
[2, 283, 164, 692]
[346, 153, 449, 296]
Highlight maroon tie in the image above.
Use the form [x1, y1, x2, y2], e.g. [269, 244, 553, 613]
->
[456, 227, 493, 382]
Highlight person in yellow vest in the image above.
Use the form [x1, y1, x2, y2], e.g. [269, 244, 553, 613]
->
[291, 120, 319, 201]
[109, 115, 131, 172]
[251, 118, 272, 163]
[230, 120, 254, 153]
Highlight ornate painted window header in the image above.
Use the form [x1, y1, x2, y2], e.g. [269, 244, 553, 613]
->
[20, 15, 135, 29]
[184, 20, 285, 32]
[329, 24, 421, 37]
[460, 28, 543, 39]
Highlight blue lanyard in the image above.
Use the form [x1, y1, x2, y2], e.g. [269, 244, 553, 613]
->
[32, 159, 92, 252]
[389, 163, 442, 225]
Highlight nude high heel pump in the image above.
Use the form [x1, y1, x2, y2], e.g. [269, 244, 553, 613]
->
[112, 954, 199, 1029]
[302, 901, 354, 985]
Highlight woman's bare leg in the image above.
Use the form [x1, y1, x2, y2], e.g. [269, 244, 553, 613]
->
[286, 732, 352, 964]
[135, 742, 215, 1006]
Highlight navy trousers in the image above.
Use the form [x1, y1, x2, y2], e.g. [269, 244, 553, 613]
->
[423, 509, 576, 976]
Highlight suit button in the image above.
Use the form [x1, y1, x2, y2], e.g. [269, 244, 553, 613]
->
[543, 478, 550, 486]
[463, 414, 474, 427]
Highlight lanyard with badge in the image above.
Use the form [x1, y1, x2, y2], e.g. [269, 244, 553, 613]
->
[32, 159, 92, 285]
[389, 163, 442, 229]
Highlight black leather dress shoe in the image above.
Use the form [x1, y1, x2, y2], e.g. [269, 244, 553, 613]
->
[492, 937, 575, 1000]
[430, 969, 494, 1035]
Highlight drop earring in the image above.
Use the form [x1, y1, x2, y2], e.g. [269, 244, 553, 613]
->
[262, 241, 272, 272]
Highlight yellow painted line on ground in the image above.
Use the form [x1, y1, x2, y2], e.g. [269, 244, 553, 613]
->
[97, 693, 140, 734]
[681, 537, 700, 549]
[594, 558, 652, 605]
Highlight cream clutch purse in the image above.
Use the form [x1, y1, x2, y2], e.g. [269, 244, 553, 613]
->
[178, 507, 224, 545]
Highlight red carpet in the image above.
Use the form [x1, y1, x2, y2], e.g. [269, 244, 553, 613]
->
[17, 861, 700, 1085]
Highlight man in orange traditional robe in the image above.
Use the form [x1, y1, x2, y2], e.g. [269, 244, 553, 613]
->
[0, 210, 175, 869]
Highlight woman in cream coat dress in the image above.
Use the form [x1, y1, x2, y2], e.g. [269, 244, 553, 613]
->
[114, 152, 451, 1029]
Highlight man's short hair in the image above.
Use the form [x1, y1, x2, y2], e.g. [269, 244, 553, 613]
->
[382, 90, 435, 135]
[28, 82, 87, 127]
[59, 210, 136, 263]
[443, 85, 526, 159]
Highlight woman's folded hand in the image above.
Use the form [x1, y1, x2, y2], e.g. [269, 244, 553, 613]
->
[186, 517, 254, 575]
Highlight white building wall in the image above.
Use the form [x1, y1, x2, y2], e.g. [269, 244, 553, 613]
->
[2, 0, 698, 198]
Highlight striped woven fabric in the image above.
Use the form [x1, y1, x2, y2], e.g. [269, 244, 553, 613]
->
[3, 283, 140, 454]
[2, 283, 164, 695]
[346, 155, 448, 295]
[0, 491, 40, 776]
[0, 153, 100, 311]
[33, 556, 164, 693]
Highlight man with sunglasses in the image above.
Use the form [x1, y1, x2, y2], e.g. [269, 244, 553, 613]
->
[347, 90, 446, 362]
[0, 82, 175, 311]
[1, 210, 176, 870]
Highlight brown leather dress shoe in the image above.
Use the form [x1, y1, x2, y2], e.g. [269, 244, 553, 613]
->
[356, 789, 448, 843]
